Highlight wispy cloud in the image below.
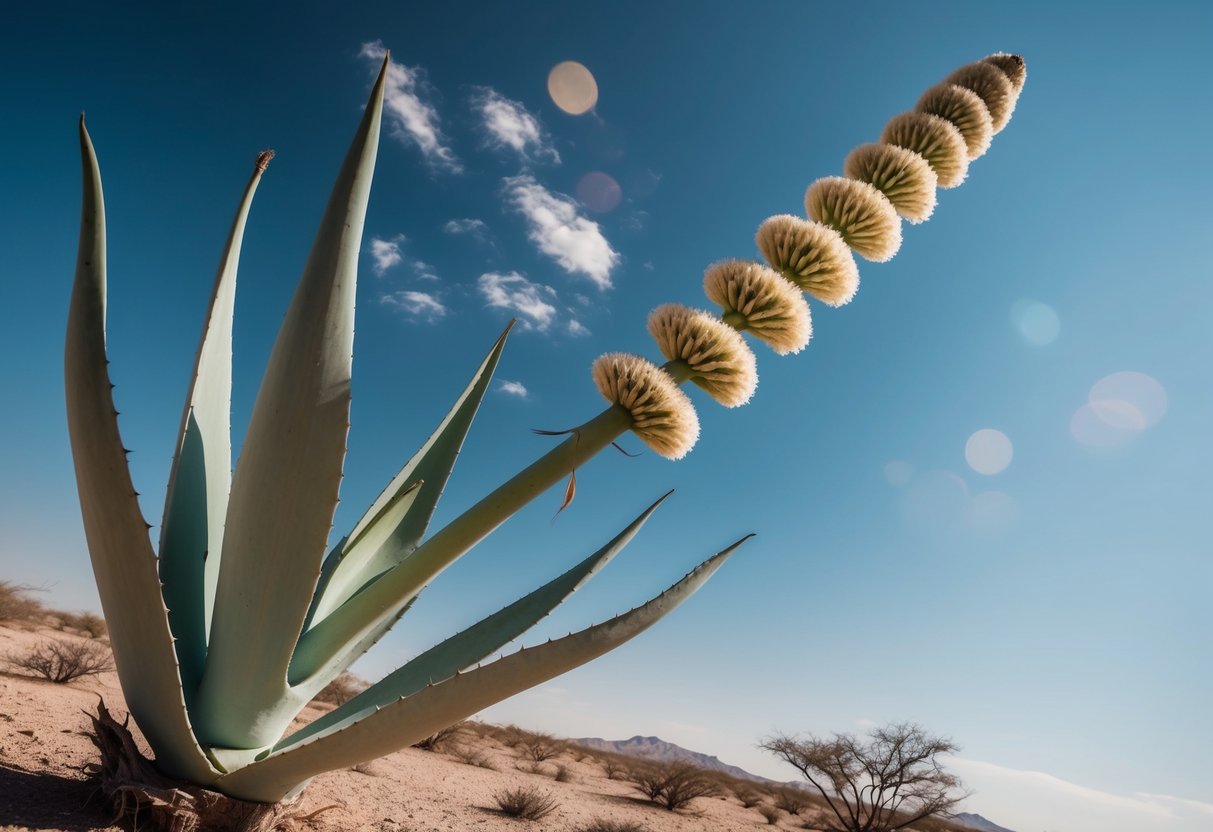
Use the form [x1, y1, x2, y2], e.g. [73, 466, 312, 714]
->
[478, 271, 557, 331]
[444, 217, 489, 237]
[360, 41, 461, 172]
[380, 290, 447, 321]
[951, 758, 1213, 832]
[497, 380, 528, 398]
[567, 319, 590, 337]
[472, 87, 560, 164]
[370, 235, 406, 275]
[504, 175, 619, 290]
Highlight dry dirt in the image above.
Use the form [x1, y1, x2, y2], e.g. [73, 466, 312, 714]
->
[0, 623, 815, 832]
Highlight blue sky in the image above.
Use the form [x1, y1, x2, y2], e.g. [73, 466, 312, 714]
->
[2, 3, 1211, 830]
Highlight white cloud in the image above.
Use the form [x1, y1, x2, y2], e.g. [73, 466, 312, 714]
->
[380, 290, 447, 321]
[477, 271, 557, 331]
[444, 217, 489, 236]
[950, 758, 1213, 832]
[369, 235, 405, 275]
[472, 87, 559, 163]
[566, 319, 590, 337]
[504, 175, 619, 290]
[497, 380, 528, 398]
[359, 41, 461, 172]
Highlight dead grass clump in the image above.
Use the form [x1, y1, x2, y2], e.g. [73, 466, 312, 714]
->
[576, 821, 649, 832]
[310, 671, 367, 706]
[553, 764, 574, 783]
[494, 785, 560, 820]
[450, 743, 498, 770]
[733, 785, 764, 808]
[633, 762, 721, 812]
[0, 581, 45, 625]
[56, 610, 107, 638]
[8, 638, 113, 683]
[758, 804, 782, 824]
[414, 720, 469, 752]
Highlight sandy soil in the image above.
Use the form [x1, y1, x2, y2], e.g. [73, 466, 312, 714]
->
[0, 623, 813, 832]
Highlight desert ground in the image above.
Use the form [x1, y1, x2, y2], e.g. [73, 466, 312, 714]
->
[0, 619, 827, 832]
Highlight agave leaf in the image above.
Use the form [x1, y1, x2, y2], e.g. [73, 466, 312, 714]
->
[216, 534, 749, 802]
[194, 58, 388, 749]
[159, 155, 270, 700]
[65, 118, 217, 784]
[289, 403, 634, 681]
[307, 322, 512, 624]
[280, 490, 673, 745]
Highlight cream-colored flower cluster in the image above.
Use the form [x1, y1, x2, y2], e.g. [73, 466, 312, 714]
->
[594, 54, 1025, 459]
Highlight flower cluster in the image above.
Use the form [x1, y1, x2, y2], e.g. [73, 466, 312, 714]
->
[594, 54, 1026, 459]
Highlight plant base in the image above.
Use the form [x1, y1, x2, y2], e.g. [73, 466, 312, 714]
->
[87, 701, 334, 832]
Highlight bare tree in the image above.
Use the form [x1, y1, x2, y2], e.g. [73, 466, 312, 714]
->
[761, 722, 965, 832]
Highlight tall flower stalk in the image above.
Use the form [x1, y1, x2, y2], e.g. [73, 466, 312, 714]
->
[65, 52, 1024, 822]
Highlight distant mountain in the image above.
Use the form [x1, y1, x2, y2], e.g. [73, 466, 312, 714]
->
[951, 812, 1016, 832]
[570, 735, 767, 783]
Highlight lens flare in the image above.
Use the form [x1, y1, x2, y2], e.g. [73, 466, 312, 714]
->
[576, 171, 622, 213]
[1071, 372, 1167, 446]
[548, 61, 598, 115]
[1010, 300, 1060, 346]
[965, 429, 1013, 475]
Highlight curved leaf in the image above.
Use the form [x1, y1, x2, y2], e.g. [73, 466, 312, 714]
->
[159, 154, 270, 701]
[194, 57, 388, 749]
[215, 533, 750, 802]
[280, 490, 673, 744]
[65, 118, 216, 784]
[308, 322, 513, 624]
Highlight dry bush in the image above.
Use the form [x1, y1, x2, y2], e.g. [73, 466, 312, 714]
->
[758, 804, 782, 825]
[601, 756, 631, 780]
[518, 760, 551, 776]
[0, 581, 45, 624]
[492, 723, 528, 748]
[310, 671, 367, 706]
[414, 720, 469, 752]
[450, 742, 497, 770]
[494, 785, 559, 820]
[733, 785, 764, 808]
[775, 787, 811, 816]
[632, 762, 721, 811]
[553, 764, 573, 783]
[56, 610, 107, 638]
[576, 821, 649, 832]
[520, 731, 562, 762]
[8, 638, 113, 683]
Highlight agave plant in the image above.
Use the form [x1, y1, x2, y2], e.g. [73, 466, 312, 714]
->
[66, 52, 1024, 826]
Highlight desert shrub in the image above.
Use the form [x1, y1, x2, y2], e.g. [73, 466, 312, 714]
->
[8, 638, 112, 683]
[0, 581, 45, 624]
[493, 724, 528, 748]
[520, 731, 562, 762]
[575, 821, 649, 832]
[414, 720, 469, 752]
[494, 785, 559, 820]
[310, 671, 367, 706]
[553, 764, 573, 783]
[632, 762, 721, 811]
[733, 785, 764, 808]
[450, 743, 497, 770]
[774, 787, 810, 816]
[601, 756, 631, 780]
[758, 804, 782, 824]
[56, 610, 107, 638]
[518, 760, 550, 776]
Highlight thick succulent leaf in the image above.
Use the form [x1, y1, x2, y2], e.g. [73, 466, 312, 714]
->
[279, 490, 673, 746]
[65, 118, 217, 784]
[216, 534, 749, 802]
[289, 403, 634, 681]
[194, 58, 388, 749]
[159, 156, 269, 700]
[309, 322, 513, 622]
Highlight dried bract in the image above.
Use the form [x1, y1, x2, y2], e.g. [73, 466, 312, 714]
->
[648, 304, 758, 408]
[592, 353, 700, 459]
[805, 177, 902, 263]
[755, 215, 859, 306]
[843, 143, 937, 224]
[703, 260, 811, 355]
